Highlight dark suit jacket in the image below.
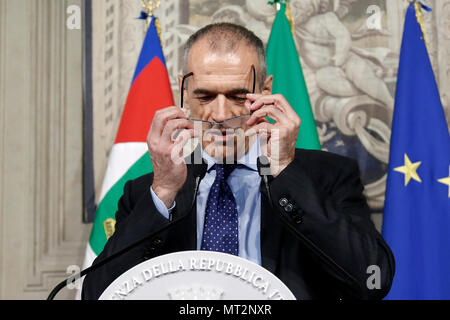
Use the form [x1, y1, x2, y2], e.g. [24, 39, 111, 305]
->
[82, 149, 395, 300]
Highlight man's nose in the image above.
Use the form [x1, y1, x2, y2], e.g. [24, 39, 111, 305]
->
[211, 94, 232, 123]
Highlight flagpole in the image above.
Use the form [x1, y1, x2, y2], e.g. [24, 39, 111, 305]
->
[269, 0, 295, 34]
[141, 0, 161, 31]
[408, 0, 431, 51]
[140, 0, 163, 49]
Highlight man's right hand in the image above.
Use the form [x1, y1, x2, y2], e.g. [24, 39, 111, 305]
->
[147, 106, 194, 208]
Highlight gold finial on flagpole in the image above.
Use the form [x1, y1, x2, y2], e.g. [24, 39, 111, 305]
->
[271, 0, 295, 34]
[141, 0, 161, 31]
[408, 0, 429, 50]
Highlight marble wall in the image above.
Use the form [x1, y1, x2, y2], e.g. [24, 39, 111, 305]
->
[0, 0, 90, 299]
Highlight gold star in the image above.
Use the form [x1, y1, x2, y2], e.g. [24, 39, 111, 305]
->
[438, 166, 450, 198]
[394, 154, 422, 186]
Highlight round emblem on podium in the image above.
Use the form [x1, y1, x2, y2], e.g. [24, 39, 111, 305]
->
[99, 251, 296, 300]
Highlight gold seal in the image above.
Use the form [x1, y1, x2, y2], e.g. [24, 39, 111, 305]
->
[103, 218, 116, 240]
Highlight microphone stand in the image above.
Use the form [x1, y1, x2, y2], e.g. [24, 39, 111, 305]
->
[47, 161, 207, 300]
[257, 156, 365, 299]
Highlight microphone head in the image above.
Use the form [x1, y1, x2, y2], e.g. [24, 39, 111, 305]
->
[257, 156, 272, 177]
[193, 159, 208, 180]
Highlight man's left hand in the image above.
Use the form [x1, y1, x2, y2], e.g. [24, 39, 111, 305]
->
[245, 93, 301, 177]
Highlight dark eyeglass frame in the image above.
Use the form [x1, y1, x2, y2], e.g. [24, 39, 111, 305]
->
[180, 65, 256, 128]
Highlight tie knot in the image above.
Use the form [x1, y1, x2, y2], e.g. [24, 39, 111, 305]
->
[214, 164, 237, 181]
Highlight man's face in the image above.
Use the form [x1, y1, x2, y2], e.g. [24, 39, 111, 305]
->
[182, 39, 261, 162]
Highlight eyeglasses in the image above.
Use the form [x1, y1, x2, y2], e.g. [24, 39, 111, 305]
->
[188, 114, 252, 130]
[181, 65, 256, 129]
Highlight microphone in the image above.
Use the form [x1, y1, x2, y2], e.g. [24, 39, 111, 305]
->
[256, 156, 363, 299]
[47, 160, 208, 300]
[191, 158, 208, 209]
[257, 156, 273, 205]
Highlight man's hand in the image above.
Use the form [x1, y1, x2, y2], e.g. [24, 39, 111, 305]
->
[245, 94, 300, 177]
[147, 106, 194, 208]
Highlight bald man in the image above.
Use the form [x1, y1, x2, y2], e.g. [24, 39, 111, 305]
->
[82, 23, 394, 300]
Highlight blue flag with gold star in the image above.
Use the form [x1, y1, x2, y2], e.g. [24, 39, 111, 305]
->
[382, 2, 450, 299]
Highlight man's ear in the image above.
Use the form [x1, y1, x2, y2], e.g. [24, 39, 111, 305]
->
[262, 75, 273, 95]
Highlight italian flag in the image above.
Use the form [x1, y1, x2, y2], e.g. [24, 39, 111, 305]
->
[78, 17, 174, 295]
[266, 1, 321, 150]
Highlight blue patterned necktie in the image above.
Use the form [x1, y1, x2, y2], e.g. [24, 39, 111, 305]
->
[201, 164, 239, 255]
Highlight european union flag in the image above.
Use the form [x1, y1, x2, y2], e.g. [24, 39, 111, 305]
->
[382, 2, 450, 299]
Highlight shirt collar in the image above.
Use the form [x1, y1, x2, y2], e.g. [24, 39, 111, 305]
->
[201, 137, 261, 172]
